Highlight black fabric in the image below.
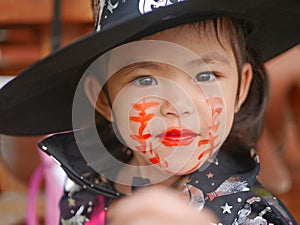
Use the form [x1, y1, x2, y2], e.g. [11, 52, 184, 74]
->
[40, 130, 297, 224]
[39, 129, 123, 198]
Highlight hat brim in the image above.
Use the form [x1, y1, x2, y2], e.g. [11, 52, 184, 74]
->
[0, 0, 300, 136]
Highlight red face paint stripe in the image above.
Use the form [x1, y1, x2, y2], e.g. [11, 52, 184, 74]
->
[130, 134, 152, 142]
[132, 101, 160, 111]
[209, 116, 221, 132]
[149, 152, 160, 164]
[198, 139, 209, 147]
[198, 140, 221, 160]
[130, 100, 159, 158]
[207, 97, 224, 116]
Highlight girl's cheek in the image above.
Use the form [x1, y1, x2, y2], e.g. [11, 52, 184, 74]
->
[128, 99, 160, 153]
[128, 99, 172, 168]
[197, 97, 224, 162]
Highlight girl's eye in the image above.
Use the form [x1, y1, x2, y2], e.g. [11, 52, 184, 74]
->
[194, 72, 217, 82]
[133, 76, 158, 86]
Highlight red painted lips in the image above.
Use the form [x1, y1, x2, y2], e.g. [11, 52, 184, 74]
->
[156, 128, 198, 146]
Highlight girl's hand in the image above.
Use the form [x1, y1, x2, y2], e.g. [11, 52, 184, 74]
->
[107, 186, 218, 225]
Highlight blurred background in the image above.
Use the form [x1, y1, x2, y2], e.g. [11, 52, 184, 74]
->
[0, 1, 93, 224]
[0, 1, 299, 225]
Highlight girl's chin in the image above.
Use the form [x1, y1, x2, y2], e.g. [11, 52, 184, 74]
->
[160, 162, 202, 175]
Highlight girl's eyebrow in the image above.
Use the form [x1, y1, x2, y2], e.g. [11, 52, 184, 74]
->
[118, 62, 163, 77]
[191, 52, 230, 66]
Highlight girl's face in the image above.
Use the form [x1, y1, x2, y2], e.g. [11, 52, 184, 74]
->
[92, 25, 252, 175]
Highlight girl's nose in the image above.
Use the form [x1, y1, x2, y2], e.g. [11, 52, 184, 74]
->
[160, 100, 195, 118]
[158, 76, 196, 118]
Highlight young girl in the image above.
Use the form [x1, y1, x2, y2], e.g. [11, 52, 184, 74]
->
[0, 0, 299, 224]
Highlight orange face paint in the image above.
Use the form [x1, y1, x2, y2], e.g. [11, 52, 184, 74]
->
[197, 132, 220, 160]
[129, 99, 163, 166]
[197, 97, 223, 161]
[149, 152, 160, 164]
[207, 97, 223, 116]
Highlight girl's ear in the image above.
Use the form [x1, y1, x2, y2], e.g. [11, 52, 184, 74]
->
[84, 76, 114, 122]
[235, 63, 253, 113]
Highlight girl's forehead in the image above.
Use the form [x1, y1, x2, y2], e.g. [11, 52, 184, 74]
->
[85, 23, 236, 85]
[105, 41, 231, 79]
[104, 40, 206, 79]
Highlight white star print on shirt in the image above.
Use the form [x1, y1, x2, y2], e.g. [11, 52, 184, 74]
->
[220, 202, 233, 214]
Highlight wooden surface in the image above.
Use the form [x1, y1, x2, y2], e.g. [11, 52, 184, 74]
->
[0, 0, 93, 24]
[0, 0, 93, 75]
[0, 1, 93, 224]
